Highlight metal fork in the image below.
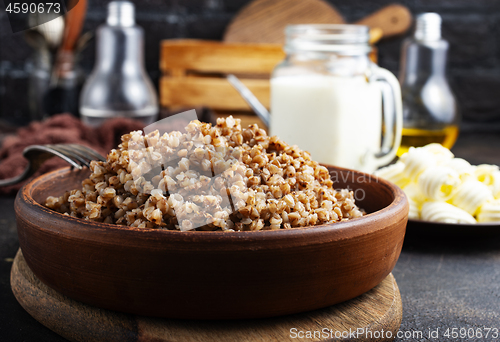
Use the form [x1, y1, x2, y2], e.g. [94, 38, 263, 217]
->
[0, 144, 106, 187]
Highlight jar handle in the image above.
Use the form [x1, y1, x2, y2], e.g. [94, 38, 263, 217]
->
[369, 64, 403, 169]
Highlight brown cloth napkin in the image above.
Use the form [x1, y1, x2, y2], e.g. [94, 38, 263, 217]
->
[0, 114, 144, 195]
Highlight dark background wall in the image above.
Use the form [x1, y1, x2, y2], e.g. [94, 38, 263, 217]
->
[1, 0, 500, 131]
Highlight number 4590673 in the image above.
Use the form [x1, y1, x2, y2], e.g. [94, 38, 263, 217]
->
[444, 327, 499, 339]
[5, 2, 61, 14]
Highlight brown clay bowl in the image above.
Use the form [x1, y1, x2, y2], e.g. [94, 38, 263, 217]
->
[15, 166, 408, 320]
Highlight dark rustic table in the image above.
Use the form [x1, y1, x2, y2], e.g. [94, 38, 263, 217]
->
[1, 131, 500, 342]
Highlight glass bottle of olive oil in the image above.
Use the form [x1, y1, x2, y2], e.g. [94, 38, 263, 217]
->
[397, 13, 460, 156]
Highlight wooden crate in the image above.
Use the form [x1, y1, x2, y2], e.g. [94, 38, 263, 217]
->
[159, 39, 285, 111]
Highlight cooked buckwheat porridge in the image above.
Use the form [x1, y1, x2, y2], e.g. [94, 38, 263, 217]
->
[45, 116, 364, 231]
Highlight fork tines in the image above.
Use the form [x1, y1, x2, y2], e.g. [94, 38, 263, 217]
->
[47, 144, 106, 168]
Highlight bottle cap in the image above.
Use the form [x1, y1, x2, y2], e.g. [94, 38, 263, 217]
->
[107, 1, 135, 27]
[415, 13, 441, 41]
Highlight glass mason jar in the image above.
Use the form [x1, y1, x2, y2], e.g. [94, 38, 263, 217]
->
[270, 24, 402, 172]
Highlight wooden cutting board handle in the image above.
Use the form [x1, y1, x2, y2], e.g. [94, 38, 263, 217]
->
[355, 4, 412, 38]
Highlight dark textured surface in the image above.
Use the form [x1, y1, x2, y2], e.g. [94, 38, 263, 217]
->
[2, 0, 500, 129]
[0, 132, 499, 341]
[394, 239, 500, 342]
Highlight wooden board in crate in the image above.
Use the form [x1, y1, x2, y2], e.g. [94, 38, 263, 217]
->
[159, 39, 284, 112]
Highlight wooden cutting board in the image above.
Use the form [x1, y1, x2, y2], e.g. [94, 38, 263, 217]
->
[224, 0, 344, 44]
[11, 249, 403, 342]
[224, 0, 412, 44]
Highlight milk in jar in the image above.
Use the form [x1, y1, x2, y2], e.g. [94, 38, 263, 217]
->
[271, 74, 382, 171]
[270, 24, 402, 172]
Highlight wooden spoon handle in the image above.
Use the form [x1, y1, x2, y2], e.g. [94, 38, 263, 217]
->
[61, 0, 87, 52]
[49, 0, 87, 83]
[355, 4, 412, 38]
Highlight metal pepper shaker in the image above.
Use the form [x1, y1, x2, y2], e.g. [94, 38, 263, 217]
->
[80, 1, 158, 126]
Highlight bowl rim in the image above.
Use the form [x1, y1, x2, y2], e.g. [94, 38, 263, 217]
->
[17, 166, 408, 240]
